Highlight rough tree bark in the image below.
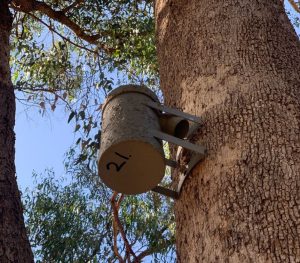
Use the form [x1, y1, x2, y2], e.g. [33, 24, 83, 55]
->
[155, 0, 300, 262]
[0, 1, 34, 262]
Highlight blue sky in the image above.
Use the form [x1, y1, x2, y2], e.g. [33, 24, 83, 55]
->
[15, 100, 75, 190]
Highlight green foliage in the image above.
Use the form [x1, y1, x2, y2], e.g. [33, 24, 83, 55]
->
[23, 150, 175, 262]
[11, 0, 158, 103]
[11, 1, 159, 161]
[24, 170, 113, 262]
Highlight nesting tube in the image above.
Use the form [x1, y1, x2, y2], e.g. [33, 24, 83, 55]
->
[159, 115, 189, 139]
[98, 85, 165, 194]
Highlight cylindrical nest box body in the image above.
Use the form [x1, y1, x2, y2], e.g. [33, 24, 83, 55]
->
[98, 85, 165, 194]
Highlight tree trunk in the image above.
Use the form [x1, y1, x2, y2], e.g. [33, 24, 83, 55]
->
[155, 0, 300, 262]
[0, 1, 34, 262]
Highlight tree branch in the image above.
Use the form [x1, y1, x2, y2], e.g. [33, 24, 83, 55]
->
[62, 0, 84, 13]
[112, 216, 124, 263]
[35, 1, 101, 43]
[111, 191, 125, 262]
[16, 85, 73, 111]
[26, 12, 98, 55]
[136, 226, 170, 261]
[111, 192, 125, 263]
[10, 0, 112, 52]
[288, 0, 300, 13]
[135, 239, 173, 261]
[110, 192, 138, 261]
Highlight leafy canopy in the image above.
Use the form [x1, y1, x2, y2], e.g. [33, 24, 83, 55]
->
[12, 0, 174, 262]
[23, 150, 175, 262]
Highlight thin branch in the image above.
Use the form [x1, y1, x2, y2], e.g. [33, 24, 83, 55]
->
[116, 194, 124, 209]
[136, 239, 173, 262]
[25, 12, 98, 55]
[136, 248, 156, 261]
[17, 86, 73, 111]
[10, 0, 113, 53]
[136, 226, 170, 261]
[62, 0, 84, 13]
[111, 191, 125, 262]
[110, 192, 138, 261]
[288, 0, 300, 13]
[112, 217, 124, 262]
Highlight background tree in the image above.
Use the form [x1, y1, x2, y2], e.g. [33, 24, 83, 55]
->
[23, 149, 175, 262]
[155, 0, 300, 262]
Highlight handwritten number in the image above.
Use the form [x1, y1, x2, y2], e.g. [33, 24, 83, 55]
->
[115, 152, 130, 160]
[106, 161, 126, 172]
[106, 152, 131, 172]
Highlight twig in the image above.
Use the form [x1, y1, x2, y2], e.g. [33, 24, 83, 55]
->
[17, 86, 73, 111]
[62, 0, 84, 13]
[20, 11, 99, 55]
[110, 192, 138, 261]
[10, 0, 113, 53]
[136, 226, 170, 261]
[288, 0, 300, 13]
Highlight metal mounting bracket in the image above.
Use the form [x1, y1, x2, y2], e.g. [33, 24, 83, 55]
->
[146, 101, 206, 199]
[152, 129, 206, 156]
[150, 129, 206, 199]
[145, 101, 203, 124]
[151, 151, 205, 199]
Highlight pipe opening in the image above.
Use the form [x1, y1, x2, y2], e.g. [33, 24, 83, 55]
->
[174, 119, 189, 139]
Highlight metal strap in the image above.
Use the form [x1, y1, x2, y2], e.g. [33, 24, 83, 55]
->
[145, 101, 202, 124]
[152, 130, 207, 156]
[164, 158, 178, 168]
[152, 186, 179, 199]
